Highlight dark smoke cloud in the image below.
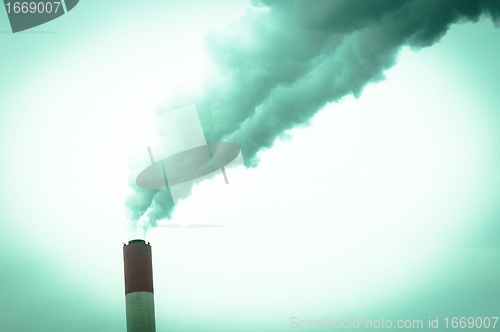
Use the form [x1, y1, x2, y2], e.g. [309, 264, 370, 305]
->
[197, 0, 500, 166]
[125, 0, 500, 234]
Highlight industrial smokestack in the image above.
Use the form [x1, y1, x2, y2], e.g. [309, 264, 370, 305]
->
[123, 240, 156, 332]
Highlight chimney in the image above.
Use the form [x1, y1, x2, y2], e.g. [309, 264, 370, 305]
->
[123, 239, 156, 332]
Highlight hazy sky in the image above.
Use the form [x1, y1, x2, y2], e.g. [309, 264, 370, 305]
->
[1, 1, 500, 331]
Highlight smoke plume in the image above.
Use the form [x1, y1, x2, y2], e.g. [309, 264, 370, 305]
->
[125, 0, 500, 236]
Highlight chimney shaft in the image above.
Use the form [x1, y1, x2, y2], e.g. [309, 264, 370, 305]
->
[123, 240, 156, 332]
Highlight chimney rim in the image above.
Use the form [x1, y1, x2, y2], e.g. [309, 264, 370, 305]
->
[128, 239, 146, 245]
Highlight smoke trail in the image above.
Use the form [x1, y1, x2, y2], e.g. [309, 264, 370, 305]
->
[125, 0, 500, 235]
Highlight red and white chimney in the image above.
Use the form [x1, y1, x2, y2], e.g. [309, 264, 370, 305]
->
[123, 239, 156, 332]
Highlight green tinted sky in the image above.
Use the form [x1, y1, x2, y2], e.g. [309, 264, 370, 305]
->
[1, 1, 500, 331]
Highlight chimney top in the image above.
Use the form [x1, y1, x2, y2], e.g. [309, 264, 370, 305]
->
[128, 239, 146, 245]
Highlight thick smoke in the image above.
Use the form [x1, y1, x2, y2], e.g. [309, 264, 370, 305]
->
[125, 0, 500, 236]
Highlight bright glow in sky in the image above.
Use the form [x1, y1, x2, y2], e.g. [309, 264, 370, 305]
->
[0, 1, 499, 331]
